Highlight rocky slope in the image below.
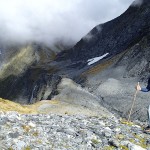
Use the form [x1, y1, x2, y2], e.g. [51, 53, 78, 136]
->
[0, 111, 150, 150]
[1, 96, 149, 150]
[85, 32, 150, 122]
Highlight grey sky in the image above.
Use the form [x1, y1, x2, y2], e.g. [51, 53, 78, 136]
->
[0, 0, 135, 46]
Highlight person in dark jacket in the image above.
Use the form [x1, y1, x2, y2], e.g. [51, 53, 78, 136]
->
[136, 78, 150, 132]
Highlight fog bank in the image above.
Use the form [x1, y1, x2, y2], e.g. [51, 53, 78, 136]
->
[0, 0, 134, 46]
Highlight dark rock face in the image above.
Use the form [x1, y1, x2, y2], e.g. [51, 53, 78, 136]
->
[0, 43, 60, 104]
[56, 0, 150, 62]
[0, 68, 61, 104]
[115, 34, 150, 79]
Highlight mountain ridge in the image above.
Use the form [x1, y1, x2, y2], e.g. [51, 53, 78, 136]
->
[56, 0, 150, 63]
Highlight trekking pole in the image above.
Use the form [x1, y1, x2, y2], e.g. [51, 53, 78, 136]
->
[127, 82, 139, 122]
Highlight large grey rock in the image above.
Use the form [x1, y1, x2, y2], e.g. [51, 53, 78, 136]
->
[0, 117, 8, 125]
[9, 132, 20, 138]
[128, 143, 146, 150]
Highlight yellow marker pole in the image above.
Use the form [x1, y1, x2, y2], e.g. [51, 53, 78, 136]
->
[127, 82, 139, 122]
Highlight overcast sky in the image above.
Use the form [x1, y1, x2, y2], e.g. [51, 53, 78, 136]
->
[0, 0, 135, 46]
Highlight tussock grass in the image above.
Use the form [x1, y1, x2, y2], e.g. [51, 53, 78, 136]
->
[0, 98, 99, 116]
[0, 98, 37, 114]
[0, 98, 59, 114]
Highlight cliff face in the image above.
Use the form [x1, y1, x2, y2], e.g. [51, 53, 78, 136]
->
[0, 44, 59, 103]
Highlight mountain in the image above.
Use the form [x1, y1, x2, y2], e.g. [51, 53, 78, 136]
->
[0, 0, 150, 121]
[56, 0, 149, 63]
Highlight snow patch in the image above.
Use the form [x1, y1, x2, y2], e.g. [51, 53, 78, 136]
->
[87, 53, 109, 65]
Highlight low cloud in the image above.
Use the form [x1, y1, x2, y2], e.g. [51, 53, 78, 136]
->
[0, 0, 134, 47]
[131, 0, 143, 6]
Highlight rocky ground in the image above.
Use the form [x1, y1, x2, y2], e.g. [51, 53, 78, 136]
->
[0, 111, 150, 150]
[86, 66, 150, 122]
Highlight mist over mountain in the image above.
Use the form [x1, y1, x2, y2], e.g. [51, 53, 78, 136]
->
[0, 0, 134, 47]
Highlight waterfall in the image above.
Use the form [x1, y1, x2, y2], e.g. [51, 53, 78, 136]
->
[29, 85, 37, 104]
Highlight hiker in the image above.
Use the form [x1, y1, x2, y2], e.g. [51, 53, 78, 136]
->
[136, 78, 150, 132]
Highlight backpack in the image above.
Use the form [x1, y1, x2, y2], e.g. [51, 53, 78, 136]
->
[146, 77, 150, 90]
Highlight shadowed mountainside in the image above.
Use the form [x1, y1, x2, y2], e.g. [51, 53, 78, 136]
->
[56, 0, 150, 63]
